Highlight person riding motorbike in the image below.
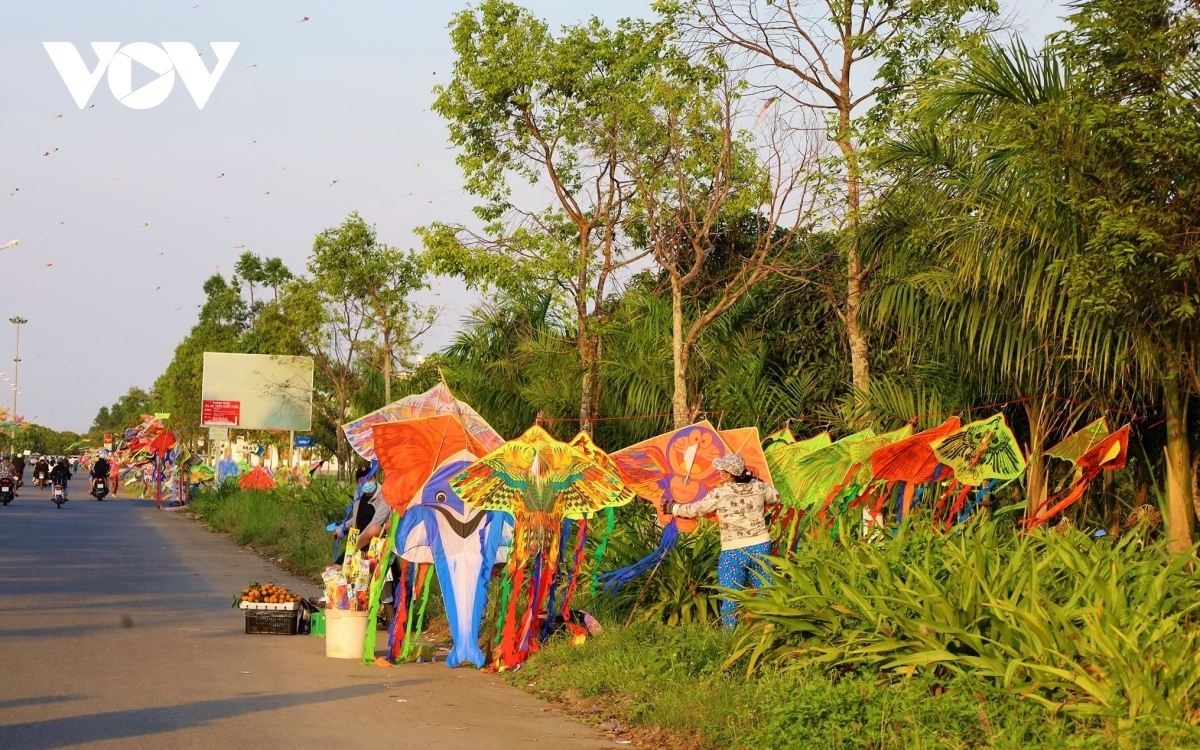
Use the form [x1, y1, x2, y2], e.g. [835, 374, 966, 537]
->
[32, 457, 49, 487]
[12, 453, 25, 488]
[49, 457, 72, 501]
[91, 454, 112, 497]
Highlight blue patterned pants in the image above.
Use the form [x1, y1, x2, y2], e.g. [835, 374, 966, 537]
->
[717, 541, 770, 629]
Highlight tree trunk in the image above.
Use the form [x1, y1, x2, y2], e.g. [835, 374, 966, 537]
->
[670, 274, 690, 429]
[1163, 376, 1194, 552]
[578, 328, 599, 436]
[1022, 399, 1050, 522]
[336, 391, 348, 481]
[382, 330, 392, 405]
[837, 128, 869, 403]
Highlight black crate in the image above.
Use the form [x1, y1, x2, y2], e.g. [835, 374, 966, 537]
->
[244, 608, 298, 635]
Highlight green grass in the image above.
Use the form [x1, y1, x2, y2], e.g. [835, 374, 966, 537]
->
[513, 622, 1199, 749]
[190, 480, 350, 580]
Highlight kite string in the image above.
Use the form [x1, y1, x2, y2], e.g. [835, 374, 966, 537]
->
[535, 394, 1145, 427]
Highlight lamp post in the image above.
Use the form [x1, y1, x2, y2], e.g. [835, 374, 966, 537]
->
[10, 316, 25, 445]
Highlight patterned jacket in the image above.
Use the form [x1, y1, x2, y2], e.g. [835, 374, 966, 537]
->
[670, 479, 780, 550]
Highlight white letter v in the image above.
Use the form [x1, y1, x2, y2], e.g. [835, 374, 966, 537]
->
[43, 42, 120, 109]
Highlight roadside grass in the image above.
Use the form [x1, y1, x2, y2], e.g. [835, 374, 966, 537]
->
[511, 621, 1199, 750]
[190, 481, 349, 580]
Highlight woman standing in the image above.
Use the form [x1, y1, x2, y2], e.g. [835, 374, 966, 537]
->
[661, 453, 780, 629]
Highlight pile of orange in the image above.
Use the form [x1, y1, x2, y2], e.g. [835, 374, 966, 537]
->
[241, 582, 302, 604]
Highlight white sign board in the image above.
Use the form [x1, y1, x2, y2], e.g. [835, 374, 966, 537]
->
[200, 352, 313, 431]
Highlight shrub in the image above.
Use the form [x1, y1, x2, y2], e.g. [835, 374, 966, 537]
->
[727, 516, 1200, 728]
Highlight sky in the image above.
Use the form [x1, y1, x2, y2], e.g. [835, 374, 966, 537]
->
[0, 0, 1067, 433]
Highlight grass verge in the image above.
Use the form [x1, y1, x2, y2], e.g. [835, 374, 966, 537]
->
[510, 621, 1200, 750]
[189, 480, 349, 580]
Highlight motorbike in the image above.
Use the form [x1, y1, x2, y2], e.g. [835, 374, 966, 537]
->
[0, 477, 13, 506]
[33, 470, 48, 489]
[92, 477, 108, 501]
[52, 484, 65, 509]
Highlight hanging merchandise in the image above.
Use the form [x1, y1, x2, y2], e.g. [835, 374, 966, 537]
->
[387, 452, 512, 668]
[342, 382, 504, 462]
[451, 425, 633, 670]
[1026, 424, 1129, 528]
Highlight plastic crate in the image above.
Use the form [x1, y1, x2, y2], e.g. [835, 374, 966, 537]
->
[244, 608, 298, 635]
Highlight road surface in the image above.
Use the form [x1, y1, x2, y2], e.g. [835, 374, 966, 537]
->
[0, 479, 619, 749]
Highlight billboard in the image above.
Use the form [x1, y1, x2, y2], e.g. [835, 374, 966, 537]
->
[200, 353, 313, 431]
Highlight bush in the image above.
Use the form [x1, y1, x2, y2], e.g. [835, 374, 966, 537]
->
[728, 515, 1200, 729]
[515, 621, 1185, 749]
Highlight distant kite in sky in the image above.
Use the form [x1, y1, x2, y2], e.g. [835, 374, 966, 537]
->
[140, 222, 150, 228]
[245, 64, 258, 70]
[0, 240, 18, 251]
[216, 173, 225, 179]
[55, 114, 63, 119]
[296, 16, 310, 22]
[43, 263, 53, 267]
[753, 97, 779, 129]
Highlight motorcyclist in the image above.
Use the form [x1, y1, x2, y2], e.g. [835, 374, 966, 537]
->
[91, 453, 112, 497]
[49, 457, 72, 501]
[12, 453, 25, 488]
[33, 456, 49, 487]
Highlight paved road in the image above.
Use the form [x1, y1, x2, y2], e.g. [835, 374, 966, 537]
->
[0, 480, 618, 749]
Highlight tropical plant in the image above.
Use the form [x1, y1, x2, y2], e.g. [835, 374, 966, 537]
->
[727, 515, 1200, 723]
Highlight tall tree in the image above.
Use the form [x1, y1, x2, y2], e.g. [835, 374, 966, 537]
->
[669, 0, 1000, 402]
[235, 251, 266, 307]
[420, 0, 667, 434]
[620, 68, 821, 427]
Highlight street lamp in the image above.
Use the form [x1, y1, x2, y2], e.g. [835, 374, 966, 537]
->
[9, 316, 25, 436]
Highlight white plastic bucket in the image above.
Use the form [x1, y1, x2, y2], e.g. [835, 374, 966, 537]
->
[324, 609, 369, 659]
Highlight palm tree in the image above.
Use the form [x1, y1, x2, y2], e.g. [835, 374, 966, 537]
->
[870, 23, 1199, 548]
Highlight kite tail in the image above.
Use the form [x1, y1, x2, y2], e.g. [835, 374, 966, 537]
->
[933, 480, 959, 525]
[957, 479, 998, 525]
[771, 508, 795, 556]
[362, 510, 400, 664]
[401, 563, 431, 660]
[1023, 469, 1099, 528]
[944, 484, 974, 532]
[387, 561, 410, 662]
[511, 554, 544, 666]
[598, 519, 681, 594]
[497, 563, 527, 670]
[541, 521, 574, 642]
[873, 481, 898, 518]
[587, 508, 616, 597]
[560, 518, 589, 620]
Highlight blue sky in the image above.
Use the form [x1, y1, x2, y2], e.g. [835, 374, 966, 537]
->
[0, 0, 1067, 432]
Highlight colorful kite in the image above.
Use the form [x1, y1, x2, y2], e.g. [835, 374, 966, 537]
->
[343, 383, 503, 461]
[238, 465, 276, 490]
[610, 420, 730, 531]
[371, 414, 494, 512]
[1044, 418, 1110, 466]
[931, 414, 1026, 487]
[1025, 424, 1129, 528]
[928, 414, 1027, 527]
[387, 452, 512, 667]
[719, 427, 773, 486]
[452, 425, 632, 669]
[869, 417, 961, 521]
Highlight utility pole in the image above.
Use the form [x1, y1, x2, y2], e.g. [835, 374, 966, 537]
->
[9, 317, 25, 445]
